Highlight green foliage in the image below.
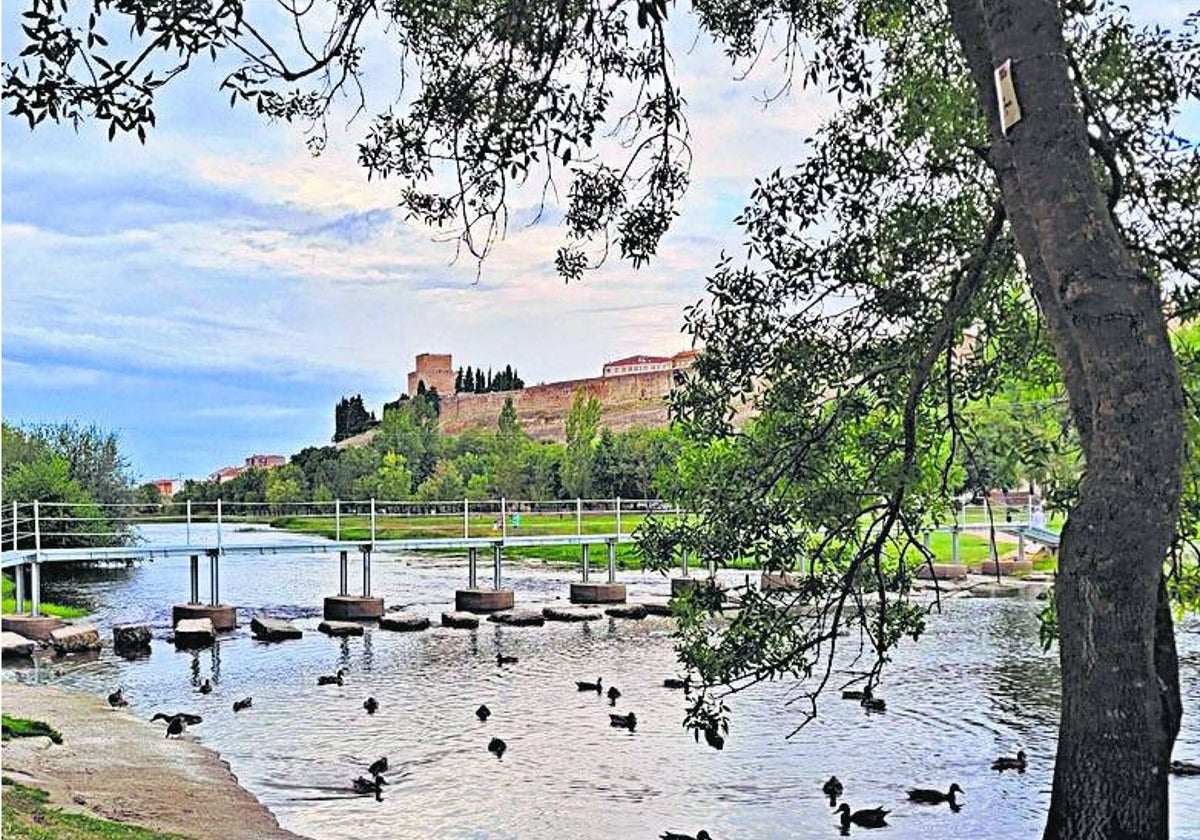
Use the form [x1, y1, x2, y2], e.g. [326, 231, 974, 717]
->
[415, 462, 467, 501]
[1, 777, 190, 840]
[562, 389, 601, 498]
[265, 464, 307, 508]
[1, 715, 62, 744]
[2, 456, 115, 549]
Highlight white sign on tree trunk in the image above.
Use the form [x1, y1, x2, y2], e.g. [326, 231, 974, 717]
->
[994, 59, 1022, 135]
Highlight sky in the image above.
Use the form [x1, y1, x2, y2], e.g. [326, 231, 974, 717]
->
[0, 7, 830, 481]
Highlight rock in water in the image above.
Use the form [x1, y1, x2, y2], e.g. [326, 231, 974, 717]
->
[51, 624, 101, 654]
[250, 616, 302, 642]
[112, 624, 152, 654]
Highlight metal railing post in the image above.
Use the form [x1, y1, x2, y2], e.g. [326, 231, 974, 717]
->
[335, 498, 341, 542]
[492, 542, 503, 590]
[680, 547, 689, 578]
[501, 497, 507, 540]
[468, 546, 478, 589]
[32, 500, 42, 617]
[463, 498, 470, 538]
[370, 498, 377, 547]
[209, 550, 219, 606]
[11, 501, 17, 551]
[923, 530, 932, 553]
[1018, 532, 1026, 564]
[362, 548, 371, 597]
[581, 543, 590, 582]
[216, 498, 223, 552]
[189, 555, 199, 604]
[15, 563, 26, 614]
[576, 498, 582, 536]
[615, 497, 621, 539]
[951, 525, 961, 565]
[186, 499, 192, 546]
[607, 539, 617, 584]
[339, 550, 349, 595]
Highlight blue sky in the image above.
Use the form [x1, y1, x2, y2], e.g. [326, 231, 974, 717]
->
[2, 5, 1194, 481]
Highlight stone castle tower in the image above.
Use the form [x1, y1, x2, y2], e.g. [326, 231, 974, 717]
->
[407, 353, 456, 397]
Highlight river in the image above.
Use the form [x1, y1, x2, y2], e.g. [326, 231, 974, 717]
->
[5, 524, 1199, 839]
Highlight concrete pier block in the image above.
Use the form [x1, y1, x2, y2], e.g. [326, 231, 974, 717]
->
[639, 600, 674, 617]
[250, 616, 303, 642]
[51, 624, 101, 654]
[543, 606, 604, 622]
[172, 603, 237, 632]
[915, 564, 969, 581]
[322, 596, 384, 621]
[605, 604, 648, 620]
[113, 623, 152, 654]
[569, 582, 627, 604]
[317, 620, 365, 637]
[2, 615, 65, 642]
[378, 612, 431, 632]
[979, 559, 1035, 576]
[441, 611, 481, 629]
[173, 618, 216, 648]
[1, 631, 35, 659]
[455, 588, 515, 613]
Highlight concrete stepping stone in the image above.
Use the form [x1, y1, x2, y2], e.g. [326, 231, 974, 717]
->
[969, 582, 1023, 598]
[318, 620, 365, 637]
[441, 611, 480, 629]
[50, 624, 101, 654]
[487, 609, 546, 627]
[112, 623, 152, 654]
[173, 618, 216, 648]
[638, 600, 674, 617]
[1, 631, 35, 659]
[605, 604, 648, 620]
[542, 606, 603, 622]
[378, 612, 431, 632]
[250, 616, 303, 642]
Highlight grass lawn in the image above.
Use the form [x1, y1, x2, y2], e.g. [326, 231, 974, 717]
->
[271, 511, 651, 541]
[0, 576, 88, 619]
[2, 716, 63, 745]
[1, 778, 190, 840]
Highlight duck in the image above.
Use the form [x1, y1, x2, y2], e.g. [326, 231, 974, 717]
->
[576, 678, 602, 693]
[822, 776, 844, 799]
[842, 685, 873, 701]
[660, 832, 712, 840]
[152, 712, 202, 738]
[488, 737, 507, 758]
[199, 679, 213, 695]
[368, 756, 388, 776]
[703, 727, 725, 751]
[992, 750, 1027, 772]
[363, 697, 379, 715]
[609, 711, 637, 731]
[861, 697, 887, 713]
[107, 687, 128, 708]
[835, 803, 889, 829]
[476, 704, 491, 721]
[232, 697, 252, 713]
[663, 677, 690, 690]
[317, 669, 346, 686]
[907, 783, 963, 805]
[352, 774, 387, 800]
[1171, 760, 1200, 776]
[607, 686, 622, 704]
[496, 653, 518, 666]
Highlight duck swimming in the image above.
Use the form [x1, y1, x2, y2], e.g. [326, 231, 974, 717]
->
[835, 804, 889, 829]
[660, 831, 712, 840]
[368, 756, 388, 776]
[992, 750, 1026, 772]
[607, 686, 622, 704]
[476, 704, 491, 721]
[199, 679, 212, 695]
[317, 669, 346, 686]
[842, 685, 873, 701]
[822, 776, 844, 799]
[352, 774, 387, 800]
[609, 711, 637, 731]
[488, 737, 507, 758]
[663, 677, 690, 690]
[107, 688, 128, 708]
[576, 678, 602, 693]
[232, 697, 252, 713]
[363, 697, 379, 715]
[861, 697, 886, 713]
[496, 653, 518, 666]
[907, 783, 963, 805]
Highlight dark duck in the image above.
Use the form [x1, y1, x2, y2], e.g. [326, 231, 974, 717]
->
[992, 750, 1026, 772]
[835, 804, 889, 829]
[576, 677, 602, 693]
[107, 687, 128, 708]
[317, 668, 346, 686]
[907, 783, 963, 806]
[609, 712, 637, 731]
[363, 697, 379, 715]
[232, 697, 252, 713]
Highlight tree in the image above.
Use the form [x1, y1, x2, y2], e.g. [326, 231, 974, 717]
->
[562, 388, 601, 498]
[3, 456, 111, 548]
[455, 367, 464, 393]
[415, 461, 467, 501]
[334, 395, 376, 442]
[7, 3, 1198, 836]
[265, 464, 306, 509]
[474, 369, 486, 394]
[372, 452, 414, 500]
[491, 398, 529, 498]
[464, 366, 475, 393]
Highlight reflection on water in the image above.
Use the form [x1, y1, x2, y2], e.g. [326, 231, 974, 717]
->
[6, 525, 1199, 839]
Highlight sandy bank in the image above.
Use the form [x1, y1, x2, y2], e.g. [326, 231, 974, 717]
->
[1, 682, 307, 840]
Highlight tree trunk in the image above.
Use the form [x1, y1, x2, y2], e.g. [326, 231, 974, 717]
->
[946, 1, 1185, 838]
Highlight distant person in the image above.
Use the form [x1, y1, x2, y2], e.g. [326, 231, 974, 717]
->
[493, 517, 502, 531]
[511, 513, 521, 530]
[1031, 504, 1047, 529]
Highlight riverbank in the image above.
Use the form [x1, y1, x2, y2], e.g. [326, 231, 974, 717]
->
[0, 683, 306, 840]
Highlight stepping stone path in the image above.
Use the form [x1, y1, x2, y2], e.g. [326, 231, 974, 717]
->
[112, 623, 152, 654]
[638, 600, 673, 617]
[318, 620, 365, 637]
[441, 611, 480, 630]
[51, 624, 101, 654]
[542, 606, 603, 623]
[250, 616, 303, 642]
[605, 604, 648, 620]
[173, 618, 216, 648]
[1, 631, 35, 659]
[487, 610, 546, 627]
[378, 612, 431, 632]
[969, 582, 1023, 599]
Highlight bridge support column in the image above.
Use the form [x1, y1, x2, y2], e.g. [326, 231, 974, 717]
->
[172, 549, 237, 630]
[0, 562, 67, 639]
[581, 543, 590, 582]
[456, 542, 514, 613]
[15, 564, 25, 614]
[670, 548, 694, 596]
[323, 545, 384, 620]
[571, 540, 626, 604]
[31, 561, 41, 617]
[1018, 532, 1026, 564]
[468, 547, 478, 589]
[339, 551, 349, 595]
[361, 548, 371, 597]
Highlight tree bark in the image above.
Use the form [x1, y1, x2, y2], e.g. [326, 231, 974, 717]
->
[946, 1, 1185, 838]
